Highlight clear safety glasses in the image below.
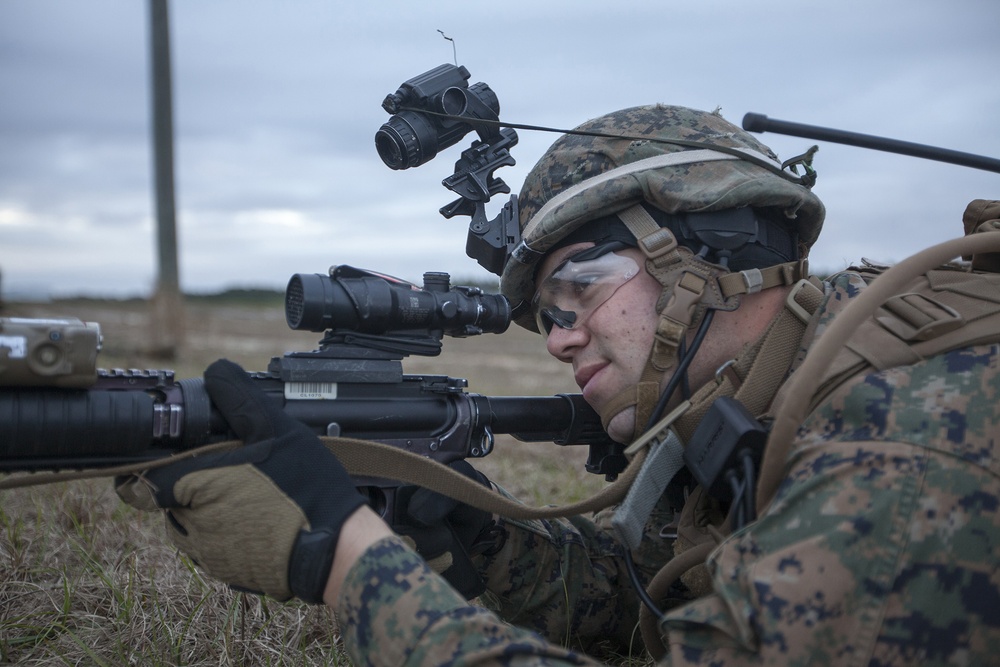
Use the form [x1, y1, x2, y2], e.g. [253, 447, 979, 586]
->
[532, 247, 640, 337]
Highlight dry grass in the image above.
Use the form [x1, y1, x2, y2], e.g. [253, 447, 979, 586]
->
[0, 297, 614, 665]
[2, 479, 347, 665]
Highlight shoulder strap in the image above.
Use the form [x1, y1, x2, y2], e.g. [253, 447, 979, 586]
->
[674, 278, 824, 443]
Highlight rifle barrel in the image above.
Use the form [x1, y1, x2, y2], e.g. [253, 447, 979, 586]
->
[0, 387, 612, 472]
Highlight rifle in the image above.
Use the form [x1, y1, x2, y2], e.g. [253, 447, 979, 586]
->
[0, 267, 627, 517]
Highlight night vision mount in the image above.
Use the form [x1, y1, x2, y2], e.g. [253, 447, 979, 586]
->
[375, 64, 520, 276]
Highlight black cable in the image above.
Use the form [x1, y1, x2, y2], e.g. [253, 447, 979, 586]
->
[742, 452, 757, 523]
[643, 308, 716, 433]
[645, 248, 731, 431]
[626, 305, 716, 622]
[632, 252, 736, 620]
[624, 547, 666, 622]
[678, 338, 692, 400]
[399, 107, 815, 187]
[727, 471, 746, 530]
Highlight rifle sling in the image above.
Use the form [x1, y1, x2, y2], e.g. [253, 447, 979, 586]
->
[0, 434, 647, 522]
[0, 281, 822, 522]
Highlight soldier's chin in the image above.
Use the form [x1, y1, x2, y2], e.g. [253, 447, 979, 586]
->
[605, 408, 637, 444]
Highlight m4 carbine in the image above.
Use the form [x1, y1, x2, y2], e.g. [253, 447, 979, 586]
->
[0, 267, 627, 516]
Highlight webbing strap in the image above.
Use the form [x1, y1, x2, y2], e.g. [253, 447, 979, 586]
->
[674, 278, 823, 443]
[617, 203, 662, 242]
[610, 402, 689, 550]
[0, 434, 648, 522]
[327, 435, 644, 520]
[0, 439, 243, 490]
[717, 259, 810, 297]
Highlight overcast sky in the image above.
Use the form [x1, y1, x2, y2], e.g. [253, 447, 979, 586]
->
[1, 0, 998, 298]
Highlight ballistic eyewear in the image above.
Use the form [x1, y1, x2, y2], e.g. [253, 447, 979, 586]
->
[532, 244, 640, 337]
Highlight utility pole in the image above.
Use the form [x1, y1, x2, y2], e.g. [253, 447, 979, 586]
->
[148, 0, 184, 358]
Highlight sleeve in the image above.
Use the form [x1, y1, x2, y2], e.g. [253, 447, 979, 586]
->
[470, 484, 686, 657]
[337, 535, 600, 667]
[654, 344, 1000, 666]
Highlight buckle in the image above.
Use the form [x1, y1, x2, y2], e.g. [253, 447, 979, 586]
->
[638, 228, 678, 260]
[785, 278, 819, 324]
[741, 268, 764, 294]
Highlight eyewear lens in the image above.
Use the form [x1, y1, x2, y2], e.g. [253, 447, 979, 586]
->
[532, 251, 640, 336]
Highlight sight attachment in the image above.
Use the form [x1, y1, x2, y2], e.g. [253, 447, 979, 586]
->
[376, 64, 503, 171]
[285, 265, 510, 356]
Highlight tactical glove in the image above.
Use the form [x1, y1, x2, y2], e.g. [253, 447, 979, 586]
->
[116, 358, 366, 603]
[392, 460, 504, 599]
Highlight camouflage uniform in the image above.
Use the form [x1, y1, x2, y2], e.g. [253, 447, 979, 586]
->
[473, 483, 683, 656]
[336, 270, 1000, 666]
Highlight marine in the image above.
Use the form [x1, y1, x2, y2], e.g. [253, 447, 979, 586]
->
[117, 104, 1000, 665]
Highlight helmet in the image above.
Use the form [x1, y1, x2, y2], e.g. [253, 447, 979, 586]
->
[500, 104, 825, 331]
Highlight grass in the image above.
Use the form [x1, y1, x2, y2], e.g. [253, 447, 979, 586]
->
[1, 480, 349, 664]
[1, 296, 621, 665]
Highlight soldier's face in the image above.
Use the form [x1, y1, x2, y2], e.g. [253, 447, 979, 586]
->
[537, 242, 664, 443]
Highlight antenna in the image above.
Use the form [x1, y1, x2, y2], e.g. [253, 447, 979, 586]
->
[437, 30, 457, 65]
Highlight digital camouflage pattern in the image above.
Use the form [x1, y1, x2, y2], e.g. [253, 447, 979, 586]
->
[337, 272, 1000, 665]
[337, 535, 596, 666]
[500, 105, 825, 329]
[473, 486, 687, 657]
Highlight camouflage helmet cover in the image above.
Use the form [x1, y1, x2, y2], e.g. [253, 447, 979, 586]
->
[499, 104, 826, 329]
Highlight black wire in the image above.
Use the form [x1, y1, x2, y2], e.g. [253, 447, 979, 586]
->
[677, 338, 692, 400]
[626, 304, 716, 623]
[643, 308, 716, 433]
[624, 547, 666, 622]
[644, 248, 730, 431]
[630, 252, 734, 620]
[742, 452, 757, 523]
[727, 471, 746, 530]
[398, 107, 813, 187]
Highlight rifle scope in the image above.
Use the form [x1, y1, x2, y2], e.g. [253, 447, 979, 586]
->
[285, 267, 510, 336]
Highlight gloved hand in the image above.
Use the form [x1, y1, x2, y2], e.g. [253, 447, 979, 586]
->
[116, 358, 367, 603]
[391, 460, 505, 599]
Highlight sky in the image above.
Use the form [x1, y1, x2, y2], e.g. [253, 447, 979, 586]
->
[1, 0, 998, 299]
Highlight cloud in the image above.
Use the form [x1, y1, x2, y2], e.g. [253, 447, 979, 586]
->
[1, 0, 998, 298]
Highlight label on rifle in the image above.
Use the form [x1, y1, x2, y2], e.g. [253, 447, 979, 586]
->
[285, 381, 338, 400]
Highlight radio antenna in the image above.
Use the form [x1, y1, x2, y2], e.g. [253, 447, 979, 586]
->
[437, 30, 457, 65]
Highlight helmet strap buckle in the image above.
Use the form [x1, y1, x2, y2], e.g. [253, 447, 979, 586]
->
[639, 229, 679, 262]
[617, 204, 681, 264]
[653, 272, 706, 371]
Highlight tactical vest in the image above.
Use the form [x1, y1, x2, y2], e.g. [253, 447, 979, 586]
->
[638, 199, 1000, 657]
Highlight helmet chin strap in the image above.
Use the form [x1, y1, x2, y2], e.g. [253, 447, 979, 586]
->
[596, 266, 724, 442]
[594, 205, 733, 441]
[593, 204, 813, 442]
